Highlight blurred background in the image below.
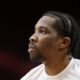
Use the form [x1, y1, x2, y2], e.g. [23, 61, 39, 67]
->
[0, 1, 80, 80]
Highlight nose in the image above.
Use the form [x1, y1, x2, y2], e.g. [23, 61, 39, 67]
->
[29, 33, 38, 43]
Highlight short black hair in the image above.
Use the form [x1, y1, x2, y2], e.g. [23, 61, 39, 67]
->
[43, 11, 80, 58]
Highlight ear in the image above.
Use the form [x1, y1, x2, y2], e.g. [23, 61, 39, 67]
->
[59, 37, 71, 50]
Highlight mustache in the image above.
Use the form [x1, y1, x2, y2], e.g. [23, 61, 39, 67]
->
[28, 43, 37, 49]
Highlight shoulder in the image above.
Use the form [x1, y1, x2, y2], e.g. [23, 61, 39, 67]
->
[71, 58, 80, 73]
[73, 58, 80, 66]
[20, 63, 44, 80]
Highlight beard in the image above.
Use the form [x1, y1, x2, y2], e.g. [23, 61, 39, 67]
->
[29, 51, 44, 62]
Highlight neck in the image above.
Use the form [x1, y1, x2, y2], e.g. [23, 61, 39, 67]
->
[44, 55, 71, 76]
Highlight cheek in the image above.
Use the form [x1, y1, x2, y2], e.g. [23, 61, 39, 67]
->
[37, 36, 54, 51]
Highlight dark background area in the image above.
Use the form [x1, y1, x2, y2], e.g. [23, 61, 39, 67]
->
[0, 1, 80, 80]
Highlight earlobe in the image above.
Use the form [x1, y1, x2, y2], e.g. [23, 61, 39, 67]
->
[59, 37, 71, 50]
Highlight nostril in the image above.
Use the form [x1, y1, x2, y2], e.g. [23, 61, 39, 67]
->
[29, 32, 38, 42]
[29, 34, 38, 43]
[31, 38, 35, 42]
[29, 36, 35, 43]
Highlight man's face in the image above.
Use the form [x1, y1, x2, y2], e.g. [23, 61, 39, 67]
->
[28, 16, 61, 62]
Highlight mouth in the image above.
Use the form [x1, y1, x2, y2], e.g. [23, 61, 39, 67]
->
[28, 44, 37, 53]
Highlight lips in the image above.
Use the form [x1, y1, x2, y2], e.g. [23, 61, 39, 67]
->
[28, 44, 37, 53]
[28, 44, 36, 49]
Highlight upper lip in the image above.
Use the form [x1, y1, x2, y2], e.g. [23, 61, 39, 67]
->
[28, 44, 36, 49]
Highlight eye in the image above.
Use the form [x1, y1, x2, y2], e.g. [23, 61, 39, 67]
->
[39, 28, 46, 34]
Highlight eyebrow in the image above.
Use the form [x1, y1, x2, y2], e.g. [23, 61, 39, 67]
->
[35, 26, 49, 30]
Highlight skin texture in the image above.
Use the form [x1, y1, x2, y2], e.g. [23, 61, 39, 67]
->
[28, 16, 71, 75]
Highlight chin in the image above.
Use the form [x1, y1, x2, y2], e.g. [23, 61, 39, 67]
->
[30, 55, 43, 62]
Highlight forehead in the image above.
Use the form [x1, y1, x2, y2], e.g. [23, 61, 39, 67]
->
[35, 16, 56, 28]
